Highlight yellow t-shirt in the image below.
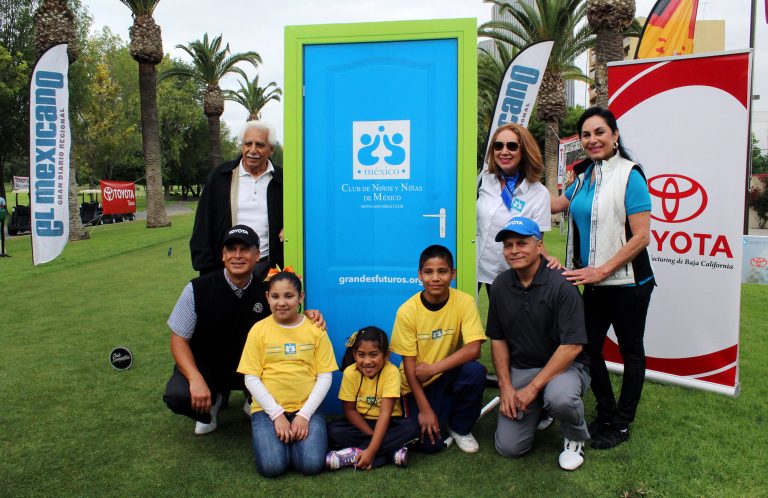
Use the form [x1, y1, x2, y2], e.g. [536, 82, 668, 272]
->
[338, 362, 403, 419]
[390, 288, 486, 394]
[237, 316, 338, 413]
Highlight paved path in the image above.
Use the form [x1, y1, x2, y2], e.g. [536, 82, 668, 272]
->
[134, 203, 193, 220]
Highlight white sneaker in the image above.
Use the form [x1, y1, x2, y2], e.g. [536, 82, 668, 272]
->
[447, 428, 479, 453]
[558, 438, 585, 470]
[194, 393, 223, 435]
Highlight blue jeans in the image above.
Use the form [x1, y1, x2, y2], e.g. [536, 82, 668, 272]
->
[250, 411, 327, 477]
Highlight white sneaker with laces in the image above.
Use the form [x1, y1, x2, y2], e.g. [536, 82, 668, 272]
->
[447, 428, 479, 453]
[194, 393, 223, 435]
[558, 438, 585, 470]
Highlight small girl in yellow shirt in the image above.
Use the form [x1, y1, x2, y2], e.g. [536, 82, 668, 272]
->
[326, 326, 418, 469]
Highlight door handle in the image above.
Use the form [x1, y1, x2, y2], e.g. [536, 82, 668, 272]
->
[422, 208, 446, 239]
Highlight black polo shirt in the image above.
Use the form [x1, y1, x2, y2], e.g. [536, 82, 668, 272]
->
[487, 256, 588, 369]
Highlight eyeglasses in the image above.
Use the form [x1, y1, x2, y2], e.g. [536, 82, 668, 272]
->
[492, 141, 520, 152]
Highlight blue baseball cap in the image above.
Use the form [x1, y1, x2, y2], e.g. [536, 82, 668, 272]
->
[495, 216, 542, 242]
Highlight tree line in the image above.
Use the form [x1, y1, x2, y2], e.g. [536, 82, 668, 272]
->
[16, 0, 758, 229]
[1, 0, 282, 234]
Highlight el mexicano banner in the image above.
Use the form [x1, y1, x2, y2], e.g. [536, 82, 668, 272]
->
[30, 43, 70, 265]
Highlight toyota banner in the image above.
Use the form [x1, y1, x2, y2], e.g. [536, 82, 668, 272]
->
[607, 50, 751, 396]
[742, 236, 768, 285]
[99, 180, 136, 215]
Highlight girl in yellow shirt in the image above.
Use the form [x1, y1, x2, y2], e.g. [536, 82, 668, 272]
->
[326, 326, 419, 469]
[238, 271, 338, 477]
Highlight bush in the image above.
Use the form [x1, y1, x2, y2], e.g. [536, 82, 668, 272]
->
[749, 177, 768, 228]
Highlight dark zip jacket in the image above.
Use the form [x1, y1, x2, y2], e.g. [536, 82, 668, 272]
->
[190, 156, 284, 274]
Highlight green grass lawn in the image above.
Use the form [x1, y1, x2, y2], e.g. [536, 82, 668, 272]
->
[1, 216, 766, 497]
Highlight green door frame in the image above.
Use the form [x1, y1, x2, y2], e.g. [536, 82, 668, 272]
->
[283, 18, 477, 292]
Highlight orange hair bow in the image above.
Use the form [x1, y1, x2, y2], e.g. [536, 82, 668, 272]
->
[264, 265, 301, 282]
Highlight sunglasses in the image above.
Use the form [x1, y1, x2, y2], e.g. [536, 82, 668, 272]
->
[492, 141, 520, 152]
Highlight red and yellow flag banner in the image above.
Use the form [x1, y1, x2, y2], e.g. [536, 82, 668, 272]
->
[636, 0, 700, 58]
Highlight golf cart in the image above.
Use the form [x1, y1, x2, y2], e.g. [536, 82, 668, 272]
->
[79, 189, 103, 225]
[7, 189, 31, 236]
[78, 189, 135, 225]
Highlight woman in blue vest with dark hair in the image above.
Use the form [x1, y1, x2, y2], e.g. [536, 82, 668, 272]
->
[551, 107, 655, 450]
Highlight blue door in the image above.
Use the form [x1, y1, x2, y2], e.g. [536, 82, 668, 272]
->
[303, 39, 458, 400]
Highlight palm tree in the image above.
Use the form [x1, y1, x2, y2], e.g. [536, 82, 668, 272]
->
[224, 74, 282, 121]
[159, 33, 261, 169]
[33, 0, 89, 240]
[587, 0, 636, 108]
[479, 0, 594, 197]
[119, 0, 170, 228]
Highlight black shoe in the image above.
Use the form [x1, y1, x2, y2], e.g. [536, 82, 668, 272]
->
[485, 373, 499, 388]
[587, 420, 610, 439]
[590, 426, 629, 449]
[219, 390, 231, 409]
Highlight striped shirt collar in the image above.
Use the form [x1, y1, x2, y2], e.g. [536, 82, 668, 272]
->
[223, 268, 254, 298]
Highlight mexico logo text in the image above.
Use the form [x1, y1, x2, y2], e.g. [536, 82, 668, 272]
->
[352, 120, 410, 180]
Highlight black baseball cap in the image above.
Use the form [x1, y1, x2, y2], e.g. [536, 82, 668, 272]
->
[222, 224, 260, 248]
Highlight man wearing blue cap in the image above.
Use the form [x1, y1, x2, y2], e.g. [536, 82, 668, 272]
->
[486, 216, 590, 470]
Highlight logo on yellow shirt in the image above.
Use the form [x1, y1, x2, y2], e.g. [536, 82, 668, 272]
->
[365, 396, 377, 405]
[431, 329, 443, 339]
[284, 343, 297, 355]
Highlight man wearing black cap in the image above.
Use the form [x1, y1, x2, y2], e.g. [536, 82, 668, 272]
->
[163, 225, 271, 435]
[486, 216, 590, 471]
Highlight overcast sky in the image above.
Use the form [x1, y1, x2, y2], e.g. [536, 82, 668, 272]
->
[83, 0, 766, 142]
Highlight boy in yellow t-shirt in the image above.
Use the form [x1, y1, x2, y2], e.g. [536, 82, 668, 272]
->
[390, 245, 487, 454]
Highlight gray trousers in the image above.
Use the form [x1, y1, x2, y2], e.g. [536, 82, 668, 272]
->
[495, 363, 590, 457]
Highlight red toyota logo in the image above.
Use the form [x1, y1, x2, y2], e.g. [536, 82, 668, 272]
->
[750, 257, 768, 268]
[648, 174, 708, 223]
